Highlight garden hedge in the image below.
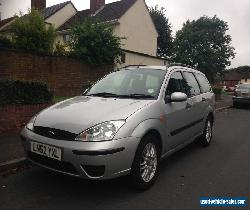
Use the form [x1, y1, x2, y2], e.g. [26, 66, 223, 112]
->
[0, 80, 53, 106]
[212, 86, 223, 95]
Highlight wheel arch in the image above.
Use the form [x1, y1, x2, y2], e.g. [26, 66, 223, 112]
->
[207, 112, 215, 124]
[131, 119, 167, 157]
[142, 129, 163, 157]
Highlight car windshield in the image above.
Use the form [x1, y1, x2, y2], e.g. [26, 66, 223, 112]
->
[85, 69, 166, 99]
[237, 84, 250, 90]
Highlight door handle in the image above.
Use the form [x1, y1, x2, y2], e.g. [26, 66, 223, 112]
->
[186, 102, 192, 109]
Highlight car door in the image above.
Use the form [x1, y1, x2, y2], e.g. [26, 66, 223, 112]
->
[182, 71, 204, 135]
[163, 70, 199, 150]
[195, 72, 214, 121]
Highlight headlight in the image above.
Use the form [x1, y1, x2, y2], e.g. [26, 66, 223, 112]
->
[75, 120, 126, 141]
[26, 116, 36, 131]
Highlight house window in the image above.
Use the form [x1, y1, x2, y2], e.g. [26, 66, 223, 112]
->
[63, 34, 71, 43]
[121, 52, 126, 63]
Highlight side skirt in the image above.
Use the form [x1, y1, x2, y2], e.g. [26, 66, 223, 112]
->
[160, 131, 203, 161]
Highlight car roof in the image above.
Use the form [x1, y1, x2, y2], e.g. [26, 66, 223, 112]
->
[238, 83, 250, 86]
[122, 64, 203, 74]
[123, 65, 167, 71]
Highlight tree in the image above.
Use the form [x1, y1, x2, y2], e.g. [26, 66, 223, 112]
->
[54, 41, 69, 56]
[228, 65, 250, 80]
[149, 5, 173, 58]
[172, 16, 235, 82]
[230, 66, 250, 74]
[69, 18, 123, 65]
[0, 34, 12, 48]
[11, 9, 55, 55]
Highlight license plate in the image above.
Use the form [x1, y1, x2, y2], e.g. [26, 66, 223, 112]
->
[31, 142, 62, 161]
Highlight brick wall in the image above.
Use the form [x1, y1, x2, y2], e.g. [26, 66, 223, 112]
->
[0, 104, 50, 133]
[0, 49, 112, 96]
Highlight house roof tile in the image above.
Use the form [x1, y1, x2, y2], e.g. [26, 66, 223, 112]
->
[0, 1, 71, 31]
[42, 1, 71, 19]
[58, 9, 92, 31]
[58, 0, 136, 31]
[224, 72, 242, 81]
[0, 0, 137, 32]
[0, 17, 16, 29]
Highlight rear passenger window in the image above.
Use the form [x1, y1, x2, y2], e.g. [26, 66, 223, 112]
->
[165, 71, 186, 96]
[182, 72, 201, 97]
[195, 74, 211, 93]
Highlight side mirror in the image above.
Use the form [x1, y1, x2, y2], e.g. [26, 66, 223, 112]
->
[170, 92, 187, 102]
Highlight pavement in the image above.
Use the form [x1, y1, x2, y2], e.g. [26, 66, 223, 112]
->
[215, 94, 233, 110]
[0, 132, 26, 173]
[0, 106, 249, 210]
[0, 132, 25, 163]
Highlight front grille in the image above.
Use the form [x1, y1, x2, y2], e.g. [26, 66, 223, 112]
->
[28, 152, 79, 175]
[34, 126, 77, 140]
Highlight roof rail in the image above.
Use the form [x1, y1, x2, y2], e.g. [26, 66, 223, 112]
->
[121, 64, 147, 69]
[166, 63, 196, 69]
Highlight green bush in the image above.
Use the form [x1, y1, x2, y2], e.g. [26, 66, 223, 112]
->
[11, 9, 55, 55]
[70, 18, 123, 65]
[212, 86, 222, 95]
[0, 35, 12, 48]
[53, 41, 69, 56]
[0, 80, 53, 106]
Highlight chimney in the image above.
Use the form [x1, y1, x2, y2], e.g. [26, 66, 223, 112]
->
[31, 0, 46, 12]
[90, 0, 105, 14]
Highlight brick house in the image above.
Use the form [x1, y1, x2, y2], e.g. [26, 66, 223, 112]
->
[0, 0, 166, 67]
[222, 72, 241, 89]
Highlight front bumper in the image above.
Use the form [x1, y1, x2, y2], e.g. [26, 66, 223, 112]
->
[21, 128, 140, 180]
[232, 96, 250, 104]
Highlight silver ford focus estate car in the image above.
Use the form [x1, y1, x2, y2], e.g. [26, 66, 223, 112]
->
[21, 64, 215, 190]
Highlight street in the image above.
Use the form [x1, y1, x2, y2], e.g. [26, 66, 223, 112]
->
[0, 108, 250, 210]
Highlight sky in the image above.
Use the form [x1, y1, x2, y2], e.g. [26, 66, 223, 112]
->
[0, 0, 250, 68]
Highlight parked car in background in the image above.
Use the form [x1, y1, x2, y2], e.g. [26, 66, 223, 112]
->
[21, 64, 215, 190]
[233, 83, 250, 107]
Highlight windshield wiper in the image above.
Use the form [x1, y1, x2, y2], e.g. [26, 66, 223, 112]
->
[118, 94, 155, 99]
[85, 92, 155, 99]
[85, 92, 118, 97]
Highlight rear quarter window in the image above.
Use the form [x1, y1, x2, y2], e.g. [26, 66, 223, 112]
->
[195, 73, 211, 93]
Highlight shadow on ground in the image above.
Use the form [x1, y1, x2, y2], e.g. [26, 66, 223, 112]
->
[9, 140, 202, 193]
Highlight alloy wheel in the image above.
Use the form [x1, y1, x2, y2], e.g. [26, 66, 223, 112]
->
[140, 143, 158, 183]
[206, 121, 212, 143]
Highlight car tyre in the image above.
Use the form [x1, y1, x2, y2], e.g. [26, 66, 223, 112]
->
[130, 134, 160, 191]
[199, 118, 213, 147]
